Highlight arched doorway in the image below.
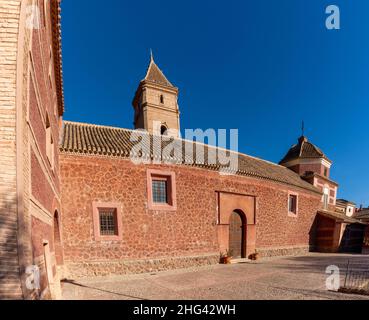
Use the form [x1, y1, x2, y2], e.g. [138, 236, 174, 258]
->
[53, 211, 63, 265]
[229, 210, 246, 258]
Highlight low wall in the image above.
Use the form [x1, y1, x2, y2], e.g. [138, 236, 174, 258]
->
[257, 245, 311, 258]
[64, 254, 219, 279]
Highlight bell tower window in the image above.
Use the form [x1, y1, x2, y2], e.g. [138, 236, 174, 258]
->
[160, 95, 164, 104]
[323, 187, 329, 209]
[324, 167, 328, 177]
[160, 125, 168, 135]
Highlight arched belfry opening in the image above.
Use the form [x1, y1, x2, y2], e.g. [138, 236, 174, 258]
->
[229, 210, 247, 258]
[53, 211, 63, 265]
[160, 125, 168, 135]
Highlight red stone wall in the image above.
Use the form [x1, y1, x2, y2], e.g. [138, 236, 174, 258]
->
[60, 154, 322, 276]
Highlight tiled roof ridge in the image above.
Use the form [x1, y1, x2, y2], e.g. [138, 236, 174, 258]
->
[318, 209, 365, 224]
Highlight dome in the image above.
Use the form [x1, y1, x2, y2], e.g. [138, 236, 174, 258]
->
[279, 136, 331, 165]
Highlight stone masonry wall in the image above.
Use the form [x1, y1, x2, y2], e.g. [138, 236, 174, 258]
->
[60, 154, 322, 278]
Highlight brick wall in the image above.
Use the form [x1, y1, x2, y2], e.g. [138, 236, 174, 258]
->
[0, 0, 63, 300]
[60, 154, 322, 277]
[0, 0, 22, 300]
[27, 0, 63, 299]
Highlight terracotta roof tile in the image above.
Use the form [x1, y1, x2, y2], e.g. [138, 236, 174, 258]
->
[318, 210, 365, 224]
[354, 209, 369, 221]
[60, 121, 321, 194]
[144, 57, 174, 87]
[280, 136, 331, 164]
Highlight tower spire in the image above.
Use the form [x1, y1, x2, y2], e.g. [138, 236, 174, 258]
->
[150, 48, 154, 62]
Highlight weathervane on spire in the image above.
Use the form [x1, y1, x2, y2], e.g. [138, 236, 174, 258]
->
[301, 120, 305, 137]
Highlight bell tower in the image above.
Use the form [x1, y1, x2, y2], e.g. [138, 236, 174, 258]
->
[132, 53, 180, 137]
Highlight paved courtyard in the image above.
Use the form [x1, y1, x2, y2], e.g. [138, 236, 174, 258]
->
[62, 253, 369, 300]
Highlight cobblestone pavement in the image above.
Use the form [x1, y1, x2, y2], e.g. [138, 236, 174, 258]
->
[62, 253, 369, 300]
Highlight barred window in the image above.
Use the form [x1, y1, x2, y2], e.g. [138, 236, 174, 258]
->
[289, 194, 297, 214]
[147, 170, 176, 211]
[99, 208, 117, 236]
[152, 180, 168, 204]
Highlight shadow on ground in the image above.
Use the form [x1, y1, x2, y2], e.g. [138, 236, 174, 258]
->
[61, 279, 148, 300]
[268, 253, 369, 274]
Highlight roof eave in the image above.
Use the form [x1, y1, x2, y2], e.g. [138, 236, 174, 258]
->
[51, 0, 64, 116]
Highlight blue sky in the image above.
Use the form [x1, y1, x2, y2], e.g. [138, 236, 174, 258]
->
[61, 0, 369, 207]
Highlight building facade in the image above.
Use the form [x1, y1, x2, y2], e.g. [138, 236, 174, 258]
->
[336, 199, 356, 217]
[0, 0, 367, 300]
[59, 128, 322, 277]
[58, 57, 342, 278]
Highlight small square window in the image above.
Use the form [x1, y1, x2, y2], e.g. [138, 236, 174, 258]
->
[152, 180, 168, 204]
[92, 202, 122, 241]
[147, 169, 177, 211]
[288, 194, 298, 215]
[99, 208, 117, 236]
